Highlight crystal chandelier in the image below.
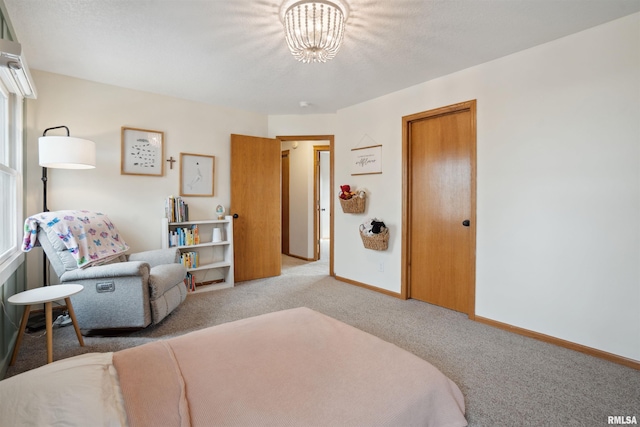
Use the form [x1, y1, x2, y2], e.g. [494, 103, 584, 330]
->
[280, 0, 349, 63]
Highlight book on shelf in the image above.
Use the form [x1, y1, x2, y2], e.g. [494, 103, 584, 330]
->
[183, 272, 225, 292]
[168, 225, 200, 247]
[184, 272, 196, 292]
[180, 251, 199, 269]
[165, 195, 189, 222]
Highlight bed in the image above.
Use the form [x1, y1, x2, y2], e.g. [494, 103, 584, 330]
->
[0, 307, 467, 426]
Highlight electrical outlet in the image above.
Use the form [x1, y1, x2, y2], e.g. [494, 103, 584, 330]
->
[378, 262, 384, 272]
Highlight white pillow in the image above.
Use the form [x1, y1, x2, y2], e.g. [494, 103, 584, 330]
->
[0, 353, 127, 427]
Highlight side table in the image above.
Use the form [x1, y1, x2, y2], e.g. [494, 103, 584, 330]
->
[9, 284, 85, 365]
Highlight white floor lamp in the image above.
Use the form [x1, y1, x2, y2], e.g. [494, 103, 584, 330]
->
[38, 126, 95, 285]
[39, 125, 96, 212]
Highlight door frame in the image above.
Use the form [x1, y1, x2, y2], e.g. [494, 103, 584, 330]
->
[401, 101, 477, 319]
[277, 135, 335, 277]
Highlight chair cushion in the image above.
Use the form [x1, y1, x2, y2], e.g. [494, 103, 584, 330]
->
[148, 264, 187, 300]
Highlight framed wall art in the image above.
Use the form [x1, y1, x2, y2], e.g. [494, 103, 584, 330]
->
[351, 144, 382, 175]
[121, 127, 164, 176]
[180, 153, 215, 197]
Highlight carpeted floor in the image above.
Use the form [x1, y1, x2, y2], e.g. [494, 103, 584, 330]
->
[5, 252, 640, 426]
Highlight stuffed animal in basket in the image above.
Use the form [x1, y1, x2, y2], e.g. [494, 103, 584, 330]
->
[361, 218, 386, 236]
[371, 220, 386, 234]
[339, 185, 356, 200]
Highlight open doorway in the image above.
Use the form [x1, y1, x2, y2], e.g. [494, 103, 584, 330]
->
[282, 149, 290, 256]
[315, 146, 331, 261]
[279, 135, 334, 276]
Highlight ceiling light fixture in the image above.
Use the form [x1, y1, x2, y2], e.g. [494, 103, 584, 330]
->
[280, 0, 349, 64]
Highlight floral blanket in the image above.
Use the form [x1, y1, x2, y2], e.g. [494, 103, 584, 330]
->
[22, 210, 129, 269]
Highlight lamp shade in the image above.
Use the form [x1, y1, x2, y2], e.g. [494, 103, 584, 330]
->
[38, 136, 96, 169]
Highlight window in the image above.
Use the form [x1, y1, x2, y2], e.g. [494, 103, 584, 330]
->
[0, 70, 24, 284]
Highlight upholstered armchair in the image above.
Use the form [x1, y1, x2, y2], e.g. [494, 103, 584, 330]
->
[23, 211, 187, 331]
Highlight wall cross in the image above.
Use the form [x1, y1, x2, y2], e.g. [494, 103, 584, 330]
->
[167, 156, 176, 169]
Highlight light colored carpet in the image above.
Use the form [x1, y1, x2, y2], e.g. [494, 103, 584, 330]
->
[5, 252, 640, 426]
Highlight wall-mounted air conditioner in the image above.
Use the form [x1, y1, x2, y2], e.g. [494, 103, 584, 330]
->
[0, 39, 37, 99]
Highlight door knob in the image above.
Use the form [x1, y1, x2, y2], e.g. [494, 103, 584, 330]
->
[233, 213, 239, 219]
[462, 220, 470, 227]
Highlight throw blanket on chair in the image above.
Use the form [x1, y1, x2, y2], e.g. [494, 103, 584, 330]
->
[22, 210, 129, 268]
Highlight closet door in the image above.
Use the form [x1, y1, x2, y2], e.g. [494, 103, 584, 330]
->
[404, 101, 476, 315]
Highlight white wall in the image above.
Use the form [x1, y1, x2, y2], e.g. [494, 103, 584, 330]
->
[25, 70, 267, 288]
[268, 114, 337, 138]
[272, 14, 640, 361]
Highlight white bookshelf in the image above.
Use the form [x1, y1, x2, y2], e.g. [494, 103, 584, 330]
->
[162, 216, 234, 294]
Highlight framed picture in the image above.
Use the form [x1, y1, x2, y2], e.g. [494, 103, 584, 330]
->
[351, 145, 382, 175]
[180, 153, 215, 197]
[121, 127, 164, 176]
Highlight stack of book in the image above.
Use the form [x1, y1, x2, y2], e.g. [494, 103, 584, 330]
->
[165, 196, 189, 222]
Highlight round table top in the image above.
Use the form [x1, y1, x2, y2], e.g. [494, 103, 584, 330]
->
[8, 284, 84, 305]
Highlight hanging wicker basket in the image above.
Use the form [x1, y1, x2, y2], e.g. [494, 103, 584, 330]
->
[359, 227, 389, 251]
[339, 195, 366, 213]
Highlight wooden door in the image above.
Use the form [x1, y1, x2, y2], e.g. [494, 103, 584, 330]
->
[403, 101, 476, 315]
[231, 134, 281, 282]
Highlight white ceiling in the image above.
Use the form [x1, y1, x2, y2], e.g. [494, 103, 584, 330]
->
[4, 0, 640, 115]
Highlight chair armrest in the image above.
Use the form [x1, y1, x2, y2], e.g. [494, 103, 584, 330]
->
[128, 248, 180, 268]
[60, 261, 150, 282]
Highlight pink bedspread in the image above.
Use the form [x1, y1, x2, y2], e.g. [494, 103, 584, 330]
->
[113, 307, 467, 426]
